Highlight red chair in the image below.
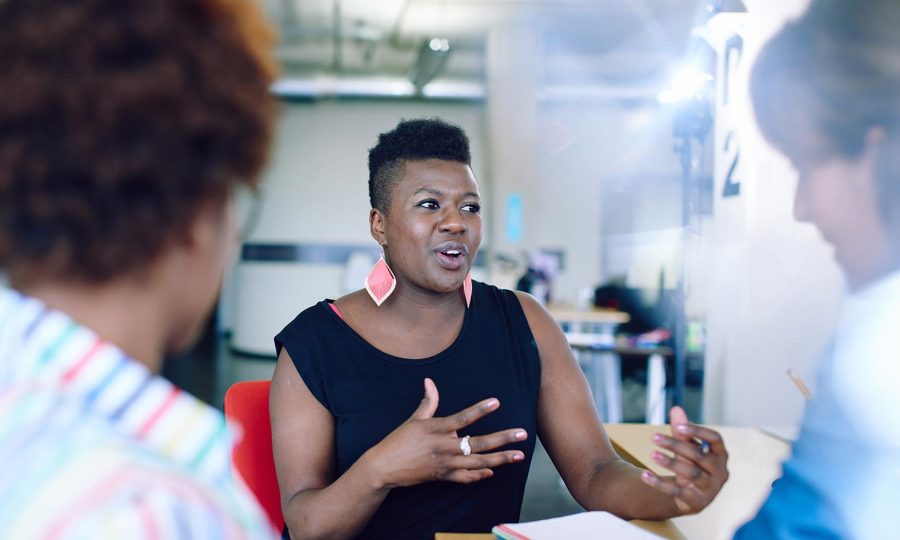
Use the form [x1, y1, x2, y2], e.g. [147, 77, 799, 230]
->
[224, 380, 284, 533]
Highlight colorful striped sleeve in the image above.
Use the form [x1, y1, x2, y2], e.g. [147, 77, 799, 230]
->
[17, 462, 276, 540]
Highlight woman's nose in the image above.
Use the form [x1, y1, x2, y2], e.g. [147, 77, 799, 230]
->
[439, 209, 467, 233]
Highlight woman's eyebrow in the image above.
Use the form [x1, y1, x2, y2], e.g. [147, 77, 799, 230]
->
[412, 187, 442, 197]
[411, 188, 480, 199]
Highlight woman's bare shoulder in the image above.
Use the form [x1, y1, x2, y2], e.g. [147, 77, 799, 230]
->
[333, 289, 371, 311]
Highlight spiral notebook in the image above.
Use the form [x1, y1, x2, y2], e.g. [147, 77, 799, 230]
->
[492, 511, 662, 539]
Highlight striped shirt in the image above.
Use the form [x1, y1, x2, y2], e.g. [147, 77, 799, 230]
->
[0, 286, 276, 539]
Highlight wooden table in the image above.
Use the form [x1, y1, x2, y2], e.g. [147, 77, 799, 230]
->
[436, 423, 790, 540]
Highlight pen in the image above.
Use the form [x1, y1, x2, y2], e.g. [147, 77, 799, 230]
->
[787, 368, 812, 399]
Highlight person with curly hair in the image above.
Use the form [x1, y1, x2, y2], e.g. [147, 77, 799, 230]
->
[0, 0, 278, 537]
[270, 118, 730, 539]
[736, 0, 900, 537]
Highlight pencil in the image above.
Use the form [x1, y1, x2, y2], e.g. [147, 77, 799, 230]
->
[787, 368, 812, 399]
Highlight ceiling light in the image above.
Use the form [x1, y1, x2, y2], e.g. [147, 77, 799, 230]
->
[409, 38, 452, 92]
[429, 38, 450, 52]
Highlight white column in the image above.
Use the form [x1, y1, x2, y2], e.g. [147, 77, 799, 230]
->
[703, 0, 842, 427]
[485, 25, 543, 289]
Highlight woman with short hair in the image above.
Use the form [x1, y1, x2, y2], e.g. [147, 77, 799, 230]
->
[271, 118, 730, 539]
[738, 0, 900, 537]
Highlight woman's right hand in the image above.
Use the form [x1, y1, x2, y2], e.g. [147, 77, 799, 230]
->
[362, 377, 528, 489]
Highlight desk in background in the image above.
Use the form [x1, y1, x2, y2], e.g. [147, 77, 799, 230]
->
[549, 307, 669, 424]
[546, 307, 631, 328]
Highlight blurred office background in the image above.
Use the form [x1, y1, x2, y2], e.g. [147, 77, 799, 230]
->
[161, 0, 843, 520]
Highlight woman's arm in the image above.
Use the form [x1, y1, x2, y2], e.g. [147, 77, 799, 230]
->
[270, 350, 383, 539]
[515, 292, 728, 520]
[270, 349, 528, 540]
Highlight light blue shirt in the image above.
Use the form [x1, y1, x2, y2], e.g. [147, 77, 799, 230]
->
[736, 271, 900, 539]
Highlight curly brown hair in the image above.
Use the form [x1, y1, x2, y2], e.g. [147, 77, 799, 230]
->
[0, 0, 277, 285]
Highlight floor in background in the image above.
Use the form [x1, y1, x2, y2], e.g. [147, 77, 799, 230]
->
[164, 335, 703, 523]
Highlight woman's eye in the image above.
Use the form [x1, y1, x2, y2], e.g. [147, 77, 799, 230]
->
[417, 199, 439, 209]
[462, 203, 481, 214]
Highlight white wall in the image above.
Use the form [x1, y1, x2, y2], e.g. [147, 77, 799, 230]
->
[703, 1, 844, 428]
[533, 104, 684, 302]
[252, 101, 487, 243]
[482, 25, 687, 304]
[225, 100, 487, 354]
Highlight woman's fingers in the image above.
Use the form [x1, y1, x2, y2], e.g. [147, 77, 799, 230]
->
[648, 426, 729, 514]
[439, 397, 501, 431]
[668, 406, 692, 442]
[408, 378, 440, 421]
[466, 428, 528, 454]
[674, 423, 727, 456]
[447, 450, 526, 471]
[652, 433, 719, 475]
[639, 471, 704, 511]
[403, 396, 529, 487]
[650, 451, 707, 485]
[443, 468, 494, 484]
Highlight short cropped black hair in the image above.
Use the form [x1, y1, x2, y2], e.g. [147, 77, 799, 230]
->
[368, 118, 471, 212]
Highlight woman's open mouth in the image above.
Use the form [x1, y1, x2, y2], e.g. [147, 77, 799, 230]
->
[433, 243, 468, 271]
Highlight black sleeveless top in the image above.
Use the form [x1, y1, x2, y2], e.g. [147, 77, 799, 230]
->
[275, 281, 541, 539]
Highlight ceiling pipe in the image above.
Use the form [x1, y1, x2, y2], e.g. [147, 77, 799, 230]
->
[270, 75, 662, 103]
[389, 0, 415, 47]
[271, 75, 484, 100]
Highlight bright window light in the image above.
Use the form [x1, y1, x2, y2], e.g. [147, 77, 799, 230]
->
[657, 68, 714, 104]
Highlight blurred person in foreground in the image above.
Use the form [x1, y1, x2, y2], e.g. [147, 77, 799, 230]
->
[737, 0, 900, 537]
[270, 118, 729, 539]
[0, 0, 278, 537]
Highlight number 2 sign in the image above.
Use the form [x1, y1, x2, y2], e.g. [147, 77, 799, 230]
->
[719, 34, 743, 199]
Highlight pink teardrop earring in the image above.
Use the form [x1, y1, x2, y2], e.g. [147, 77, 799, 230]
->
[365, 250, 396, 306]
[462, 272, 472, 308]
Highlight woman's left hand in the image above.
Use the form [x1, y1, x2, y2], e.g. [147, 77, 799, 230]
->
[640, 406, 729, 515]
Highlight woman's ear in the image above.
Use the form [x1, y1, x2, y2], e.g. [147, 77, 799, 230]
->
[370, 208, 386, 245]
[178, 201, 225, 251]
